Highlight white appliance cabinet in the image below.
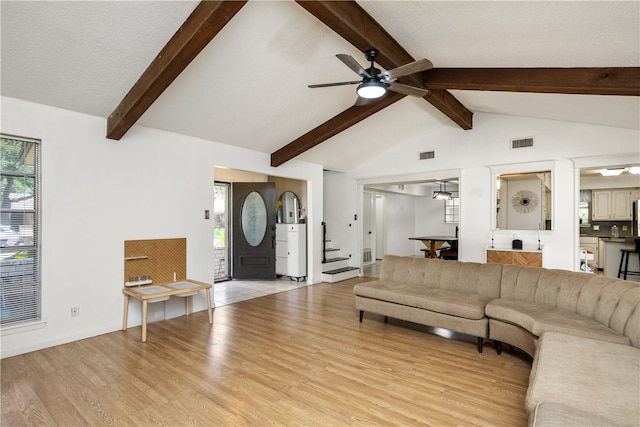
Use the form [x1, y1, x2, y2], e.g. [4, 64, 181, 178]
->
[276, 224, 306, 281]
[592, 190, 632, 221]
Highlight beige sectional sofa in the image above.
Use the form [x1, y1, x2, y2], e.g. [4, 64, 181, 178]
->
[354, 255, 640, 426]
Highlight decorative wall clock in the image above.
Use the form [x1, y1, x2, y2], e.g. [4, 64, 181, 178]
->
[511, 190, 539, 214]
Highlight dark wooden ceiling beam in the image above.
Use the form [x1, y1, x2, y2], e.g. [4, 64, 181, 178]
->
[271, 92, 405, 167]
[423, 67, 640, 95]
[106, 1, 247, 140]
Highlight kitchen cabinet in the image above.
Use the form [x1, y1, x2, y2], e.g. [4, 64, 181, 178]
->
[592, 190, 632, 220]
[276, 223, 306, 280]
[486, 247, 542, 267]
[579, 236, 599, 269]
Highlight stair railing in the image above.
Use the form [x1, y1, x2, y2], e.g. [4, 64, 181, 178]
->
[322, 221, 327, 263]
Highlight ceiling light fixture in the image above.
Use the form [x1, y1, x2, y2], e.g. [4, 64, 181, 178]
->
[629, 166, 640, 175]
[433, 182, 452, 200]
[600, 168, 625, 176]
[356, 81, 387, 99]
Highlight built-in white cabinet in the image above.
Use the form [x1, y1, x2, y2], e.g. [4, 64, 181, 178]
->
[276, 224, 306, 280]
[592, 190, 632, 220]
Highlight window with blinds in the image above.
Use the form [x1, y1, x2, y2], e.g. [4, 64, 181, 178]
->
[0, 135, 40, 326]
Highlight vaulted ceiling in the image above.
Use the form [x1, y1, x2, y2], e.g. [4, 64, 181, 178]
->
[2, 1, 639, 172]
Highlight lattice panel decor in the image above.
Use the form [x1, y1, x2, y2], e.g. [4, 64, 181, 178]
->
[124, 238, 187, 285]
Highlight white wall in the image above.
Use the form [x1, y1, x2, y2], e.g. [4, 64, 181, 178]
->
[383, 193, 415, 256]
[323, 171, 359, 264]
[344, 113, 640, 269]
[1, 96, 323, 357]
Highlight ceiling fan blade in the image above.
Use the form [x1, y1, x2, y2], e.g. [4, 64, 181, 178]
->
[308, 81, 361, 88]
[383, 59, 433, 80]
[388, 82, 429, 97]
[336, 54, 371, 78]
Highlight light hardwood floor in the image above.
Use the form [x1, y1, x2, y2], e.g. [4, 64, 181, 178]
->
[1, 277, 532, 426]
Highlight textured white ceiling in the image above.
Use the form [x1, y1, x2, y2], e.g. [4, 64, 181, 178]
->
[2, 1, 638, 172]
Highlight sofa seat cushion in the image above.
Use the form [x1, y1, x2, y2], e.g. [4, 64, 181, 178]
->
[530, 402, 627, 427]
[526, 332, 639, 426]
[486, 299, 630, 345]
[353, 281, 491, 320]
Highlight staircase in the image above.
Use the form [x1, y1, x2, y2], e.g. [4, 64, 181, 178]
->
[321, 222, 360, 283]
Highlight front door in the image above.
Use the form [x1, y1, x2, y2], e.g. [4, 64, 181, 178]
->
[232, 182, 276, 279]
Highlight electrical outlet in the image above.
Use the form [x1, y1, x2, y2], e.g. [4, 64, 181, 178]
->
[70, 306, 79, 317]
[622, 225, 628, 231]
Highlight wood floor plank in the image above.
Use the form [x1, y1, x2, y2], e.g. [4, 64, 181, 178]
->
[1, 278, 531, 426]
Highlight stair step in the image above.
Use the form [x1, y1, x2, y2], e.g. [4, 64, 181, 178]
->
[323, 256, 349, 264]
[323, 266, 359, 275]
[322, 266, 360, 283]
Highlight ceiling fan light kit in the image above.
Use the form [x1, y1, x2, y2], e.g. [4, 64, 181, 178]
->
[356, 81, 387, 99]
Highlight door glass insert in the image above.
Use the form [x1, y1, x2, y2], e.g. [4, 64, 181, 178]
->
[241, 191, 267, 247]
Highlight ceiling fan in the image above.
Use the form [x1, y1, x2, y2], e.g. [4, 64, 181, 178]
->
[308, 48, 433, 105]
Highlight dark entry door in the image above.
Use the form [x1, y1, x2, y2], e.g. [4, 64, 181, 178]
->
[232, 182, 276, 279]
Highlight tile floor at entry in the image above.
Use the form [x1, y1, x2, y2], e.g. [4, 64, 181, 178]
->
[215, 261, 385, 307]
[213, 278, 309, 307]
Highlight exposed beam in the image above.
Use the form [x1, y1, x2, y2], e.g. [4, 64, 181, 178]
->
[294, 1, 473, 127]
[270, 1, 473, 166]
[271, 92, 405, 167]
[106, 1, 247, 140]
[423, 67, 640, 96]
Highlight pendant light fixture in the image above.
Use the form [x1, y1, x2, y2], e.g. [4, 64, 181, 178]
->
[433, 182, 452, 200]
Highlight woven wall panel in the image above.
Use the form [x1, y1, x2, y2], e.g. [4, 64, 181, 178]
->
[124, 238, 187, 285]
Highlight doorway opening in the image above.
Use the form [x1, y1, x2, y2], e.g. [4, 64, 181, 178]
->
[360, 172, 460, 268]
[214, 167, 309, 281]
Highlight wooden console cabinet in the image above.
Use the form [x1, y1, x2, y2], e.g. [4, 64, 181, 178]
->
[486, 247, 542, 267]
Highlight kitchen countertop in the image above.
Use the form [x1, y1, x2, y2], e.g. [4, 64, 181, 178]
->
[601, 237, 638, 243]
[581, 234, 635, 239]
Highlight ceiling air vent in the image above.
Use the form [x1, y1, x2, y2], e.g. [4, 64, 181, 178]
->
[511, 137, 534, 149]
[419, 151, 435, 160]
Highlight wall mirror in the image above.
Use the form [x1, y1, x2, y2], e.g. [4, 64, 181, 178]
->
[277, 191, 299, 224]
[494, 168, 552, 231]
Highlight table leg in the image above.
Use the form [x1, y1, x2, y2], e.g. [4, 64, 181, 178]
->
[122, 295, 129, 330]
[185, 296, 190, 316]
[430, 241, 437, 258]
[206, 288, 213, 324]
[141, 300, 148, 343]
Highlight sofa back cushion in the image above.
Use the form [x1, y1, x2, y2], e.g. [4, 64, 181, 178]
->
[501, 264, 640, 348]
[379, 255, 503, 299]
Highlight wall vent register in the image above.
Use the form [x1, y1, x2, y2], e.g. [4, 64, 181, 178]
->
[419, 151, 435, 160]
[511, 137, 534, 149]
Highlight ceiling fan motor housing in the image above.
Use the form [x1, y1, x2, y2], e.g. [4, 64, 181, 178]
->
[364, 48, 380, 62]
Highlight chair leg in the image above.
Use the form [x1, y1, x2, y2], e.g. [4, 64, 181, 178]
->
[618, 251, 626, 278]
[359, 310, 364, 323]
[384, 316, 388, 323]
[495, 341, 503, 355]
[477, 337, 483, 353]
[624, 252, 631, 280]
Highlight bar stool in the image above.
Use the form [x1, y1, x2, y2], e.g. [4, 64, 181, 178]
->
[617, 238, 640, 280]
